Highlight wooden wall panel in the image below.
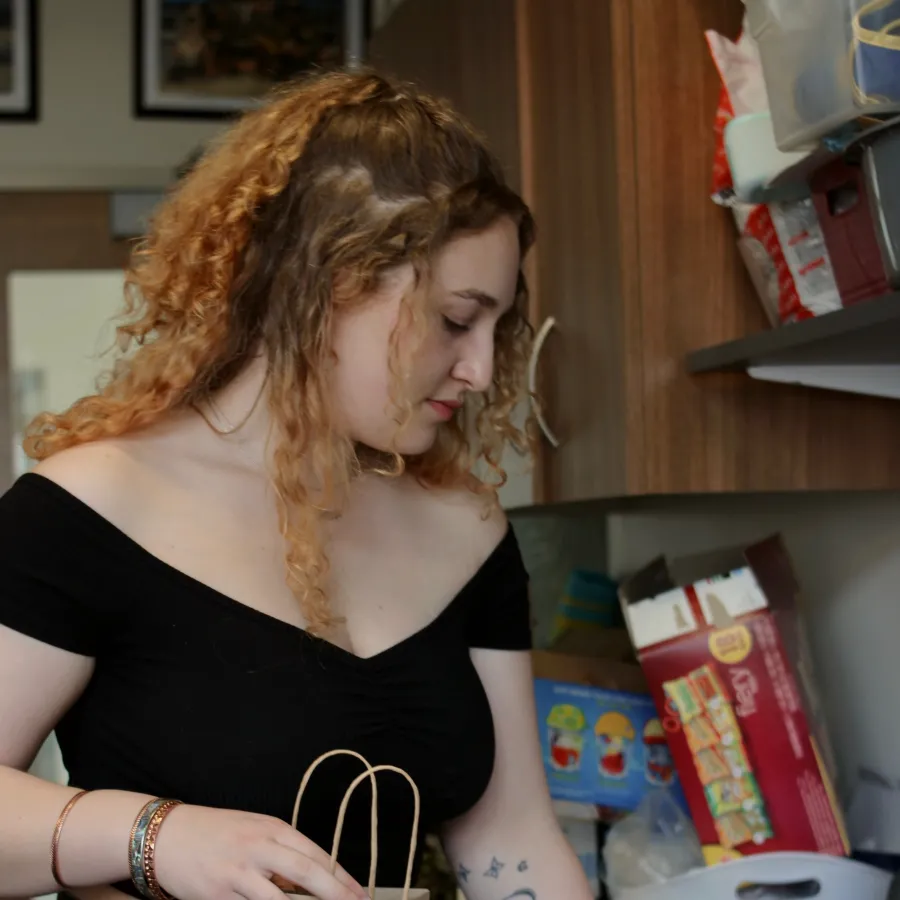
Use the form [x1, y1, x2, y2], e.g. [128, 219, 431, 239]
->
[367, 0, 522, 190]
[631, 1, 900, 492]
[517, 0, 632, 502]
[338, 0, 900, 499]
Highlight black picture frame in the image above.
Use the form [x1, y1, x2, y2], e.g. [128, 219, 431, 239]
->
[0, 0, 38, 121]
[133, 0, 369, 120]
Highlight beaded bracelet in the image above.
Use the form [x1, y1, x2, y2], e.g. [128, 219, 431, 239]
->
[129, 797, 183, 900]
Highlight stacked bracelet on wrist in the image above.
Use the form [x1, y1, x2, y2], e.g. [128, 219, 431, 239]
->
[129, 797, 183, 900]
[51, 789, 89, 888]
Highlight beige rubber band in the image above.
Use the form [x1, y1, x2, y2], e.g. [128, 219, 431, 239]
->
[290, 752, 420, 900]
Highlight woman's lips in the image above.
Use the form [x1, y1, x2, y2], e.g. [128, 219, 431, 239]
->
[427, 399, 460, 420]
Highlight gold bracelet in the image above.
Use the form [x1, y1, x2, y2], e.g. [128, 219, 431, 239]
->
[141, 799, 182, 900]
[50, 789, 89, 888]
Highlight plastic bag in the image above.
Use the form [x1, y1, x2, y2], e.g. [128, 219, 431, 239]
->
[706, 17, 842, 324]
[603, 790, 704, 899]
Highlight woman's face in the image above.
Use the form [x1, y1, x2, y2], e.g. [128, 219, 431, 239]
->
[331, 216, 521, 456]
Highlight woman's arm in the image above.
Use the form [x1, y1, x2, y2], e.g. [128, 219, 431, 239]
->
[441, 650, 594, 900]
[0, 623, 366, 900]
[0, 624, 153, 897]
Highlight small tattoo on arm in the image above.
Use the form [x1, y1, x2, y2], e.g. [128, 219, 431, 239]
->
[517, 860, 528, 872]
[457, 863, 470, 883]
[484, 856, 505, 878]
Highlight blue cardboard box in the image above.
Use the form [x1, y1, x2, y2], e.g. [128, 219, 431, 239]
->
[534, 674, 687, 812]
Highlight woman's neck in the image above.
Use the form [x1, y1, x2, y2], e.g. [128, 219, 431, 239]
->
[193, 358, 411, 494]
[194, 355, 273, 470]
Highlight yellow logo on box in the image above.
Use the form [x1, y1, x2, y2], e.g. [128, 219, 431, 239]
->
[702, 845, 744, 865]
[708, 625, 752, 665]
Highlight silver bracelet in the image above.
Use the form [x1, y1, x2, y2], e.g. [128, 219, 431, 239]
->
[128, 798, 169, 899]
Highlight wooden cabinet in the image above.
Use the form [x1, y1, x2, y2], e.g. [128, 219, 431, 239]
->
[369, 0, 900, 504]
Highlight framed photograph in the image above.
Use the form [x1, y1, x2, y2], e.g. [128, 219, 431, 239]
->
[134, 0, 368, 119]
[0, 0, 38, 120]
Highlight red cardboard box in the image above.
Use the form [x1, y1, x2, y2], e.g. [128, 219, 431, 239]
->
[619, 535, 849, 865]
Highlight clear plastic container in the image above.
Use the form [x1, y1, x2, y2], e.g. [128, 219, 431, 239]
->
[746, 0, 900, 151]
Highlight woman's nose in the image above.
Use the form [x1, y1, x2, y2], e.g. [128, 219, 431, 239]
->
[451, 335, 494, 393]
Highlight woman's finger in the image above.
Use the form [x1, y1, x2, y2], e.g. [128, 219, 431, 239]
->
[271, 830, 367, 897]
[235, 872, 293, 900]
[260, 842, 366, 900]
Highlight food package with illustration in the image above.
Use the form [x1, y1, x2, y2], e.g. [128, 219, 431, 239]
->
[532, 649, 688, 814]
[618, 535, 849, 863]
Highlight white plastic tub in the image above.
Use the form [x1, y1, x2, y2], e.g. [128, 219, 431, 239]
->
[745, 0, 900, 150]
[611, 852, 892, 900]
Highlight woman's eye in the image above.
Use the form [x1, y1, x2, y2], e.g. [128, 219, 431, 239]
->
[442, 316, 470, 334]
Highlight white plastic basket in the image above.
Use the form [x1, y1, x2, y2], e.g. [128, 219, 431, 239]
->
[612, 852, 891, 900]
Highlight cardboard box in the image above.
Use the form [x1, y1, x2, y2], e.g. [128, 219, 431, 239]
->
[619, 535, 849, 863]
[548, 626, 637, 662]
[532, 649, 688, 812]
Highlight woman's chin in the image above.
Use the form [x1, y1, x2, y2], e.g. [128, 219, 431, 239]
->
[395, 430, 439, 456]
[355, 426, 439, 461]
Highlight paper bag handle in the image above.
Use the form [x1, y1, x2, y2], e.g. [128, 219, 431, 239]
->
[334, 765, 421, 900]
[291, 750, 379, 894]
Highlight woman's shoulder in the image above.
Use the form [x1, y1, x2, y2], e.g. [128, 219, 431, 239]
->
[418, 484, 531, 651]
[22, 440, 146, 532]
[32, 438, 135, 491]
[0, 445, 140, 569]
[0, 445, 142, 656]
[399, 479, 525, 599]
[354, 473, 512, 585]
[412, 476, 508, 549]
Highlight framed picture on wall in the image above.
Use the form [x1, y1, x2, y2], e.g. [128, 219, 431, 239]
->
[0, 0, 38, 121]
[133, 0, 368, 119]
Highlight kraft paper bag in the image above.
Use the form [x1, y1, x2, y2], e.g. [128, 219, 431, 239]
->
[288, 891, 429, 899]
[286, 749, 429, 900]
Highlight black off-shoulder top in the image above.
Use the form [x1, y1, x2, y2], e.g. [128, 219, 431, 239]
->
[0, 474, 532, 895]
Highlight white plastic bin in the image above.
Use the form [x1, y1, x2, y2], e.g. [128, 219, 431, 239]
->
[745, 0, 900, 151]
[612, 852, 891, 900]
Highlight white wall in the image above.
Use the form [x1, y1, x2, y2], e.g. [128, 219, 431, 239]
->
[9, 271, 127, 892]
[9, 270, 125, 410]
[608, 492, 900, 803]
[8, 269, 126, 475]
[0, 0, 226, 188]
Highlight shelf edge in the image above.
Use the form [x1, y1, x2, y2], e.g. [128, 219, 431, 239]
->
[687, 293, 900, 374]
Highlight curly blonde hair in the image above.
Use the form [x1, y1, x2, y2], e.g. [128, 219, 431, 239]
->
[24, 69, 536, 633]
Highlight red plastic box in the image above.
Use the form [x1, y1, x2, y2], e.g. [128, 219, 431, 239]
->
[810, 157, 891, 307]
[619, 536, 849, 864]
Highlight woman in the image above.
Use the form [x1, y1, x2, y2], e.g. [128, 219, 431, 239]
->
[0, 70, 592, 900]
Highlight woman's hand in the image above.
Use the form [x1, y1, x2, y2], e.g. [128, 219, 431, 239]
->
[153, 804, 369, 900]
